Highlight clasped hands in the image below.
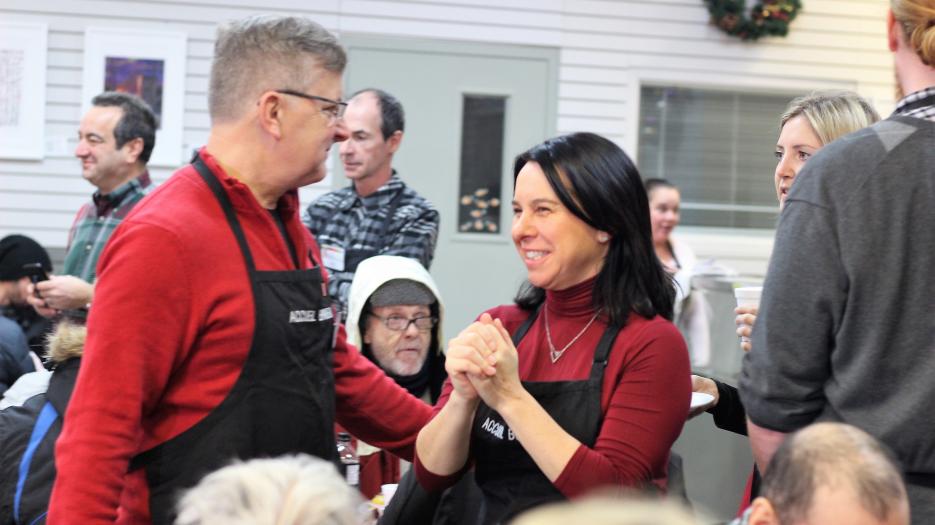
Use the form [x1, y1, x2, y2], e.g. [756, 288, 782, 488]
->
[445, 313, 523, 411]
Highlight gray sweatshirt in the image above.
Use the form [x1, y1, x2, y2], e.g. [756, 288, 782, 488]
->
[739, 113, 935, 519]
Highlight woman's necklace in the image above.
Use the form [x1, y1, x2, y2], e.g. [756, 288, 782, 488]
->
[544, 307, 601, 364]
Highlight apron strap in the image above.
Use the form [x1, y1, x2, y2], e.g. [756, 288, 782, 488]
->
[510, 304, 542, 347]
[588, 322, 621, 385]
[192, 154, 258, 275]
[897, 94, 935, 115]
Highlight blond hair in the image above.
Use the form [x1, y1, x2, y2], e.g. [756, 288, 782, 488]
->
[45, 320, 86, 364]
[209, 16, 346, 123]
[780, 90, 880, 146]
[175, 454, 364, 525]
[891, 0, 935, 66]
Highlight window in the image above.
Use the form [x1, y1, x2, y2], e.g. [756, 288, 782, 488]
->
[638, 86, 794, 229]
[458, 95, 506, 234]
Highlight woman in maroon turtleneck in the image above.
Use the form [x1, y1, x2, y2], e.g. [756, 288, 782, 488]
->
[414, 132, 691, 524]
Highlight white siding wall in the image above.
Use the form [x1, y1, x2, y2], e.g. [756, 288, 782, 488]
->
[1, 0, 893, 274]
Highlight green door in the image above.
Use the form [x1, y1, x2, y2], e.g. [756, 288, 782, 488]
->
[340, 36, 558, 340]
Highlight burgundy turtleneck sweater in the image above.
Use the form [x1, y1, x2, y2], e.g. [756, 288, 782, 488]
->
[415, 277, 691, 497]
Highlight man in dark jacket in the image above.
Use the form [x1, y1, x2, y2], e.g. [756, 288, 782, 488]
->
[0, 235, 52, 393]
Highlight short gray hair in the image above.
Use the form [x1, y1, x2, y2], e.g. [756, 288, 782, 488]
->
[209, 15, 347, 122]
[174, 454, 364, 525]
[762, 422, 908, 524]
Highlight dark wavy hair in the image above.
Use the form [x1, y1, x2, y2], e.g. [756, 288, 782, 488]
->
[91, 91, 157, 164]
[513, 132, 675, 326]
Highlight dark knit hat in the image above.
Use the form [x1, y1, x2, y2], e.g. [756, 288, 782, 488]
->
[0, 235, 52, 281]
[369, 279, 436, 307]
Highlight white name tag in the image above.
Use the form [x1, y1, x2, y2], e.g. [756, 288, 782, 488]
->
[321, 245, 345, 272]
[289, 307, 334, 323]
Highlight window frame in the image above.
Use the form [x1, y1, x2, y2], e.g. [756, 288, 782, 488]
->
[626, 70, 856, 235]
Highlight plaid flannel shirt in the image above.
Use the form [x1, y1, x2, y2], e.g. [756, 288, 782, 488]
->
[894, 86, 935, 122]
[302, 174, 439, 314]
[63, 171, 152, 283]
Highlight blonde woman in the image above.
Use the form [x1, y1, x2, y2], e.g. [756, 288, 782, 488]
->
[692, 90, 879, 509]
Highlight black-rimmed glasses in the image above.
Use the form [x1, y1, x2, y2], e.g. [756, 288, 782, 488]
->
[275, 89, 347, 124]
[368, 313, 438, 332]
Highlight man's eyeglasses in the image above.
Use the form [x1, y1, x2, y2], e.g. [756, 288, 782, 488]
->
[275, 89, 347, 124]
[369, 313, 438, 332]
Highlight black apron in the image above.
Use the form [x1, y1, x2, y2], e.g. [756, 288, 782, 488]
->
[471, 305, 620, 525]
[129, 155, 338, 525]
[342, 189, 404, 273]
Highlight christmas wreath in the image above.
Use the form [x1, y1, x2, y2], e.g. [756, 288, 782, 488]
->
[704, 0, 802, 41]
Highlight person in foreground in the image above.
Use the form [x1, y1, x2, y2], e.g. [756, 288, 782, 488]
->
[414, 132, 691, 524]
[731, 422, 909, 525]
[510, 496, 698, 525]
[174, 454, 364, 525]
[48, 15, 432, 525]
[739, 0, 935, 522]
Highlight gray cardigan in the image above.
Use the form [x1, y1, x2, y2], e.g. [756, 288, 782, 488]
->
[739, 114, 935, 521]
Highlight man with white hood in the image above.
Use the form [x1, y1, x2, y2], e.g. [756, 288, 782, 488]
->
[344, 255, 447, 496]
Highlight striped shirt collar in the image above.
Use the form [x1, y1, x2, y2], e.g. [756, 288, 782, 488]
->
[893, 86, 935, 122]
[91, 171, 152, 217]
[337, 172, 404, 212]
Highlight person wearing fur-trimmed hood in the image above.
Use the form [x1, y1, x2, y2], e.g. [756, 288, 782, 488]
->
[0, 321, 85, 525]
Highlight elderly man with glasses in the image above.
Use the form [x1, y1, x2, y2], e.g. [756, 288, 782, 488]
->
[341, 255, 447, 499]
[48, 16, 433, 525]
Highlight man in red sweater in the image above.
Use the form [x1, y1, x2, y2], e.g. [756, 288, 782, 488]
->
[47, 16, 432, 524]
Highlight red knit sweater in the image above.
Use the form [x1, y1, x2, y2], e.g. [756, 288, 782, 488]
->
[415, 278, 691, 497]
[48, 150, 432, 524]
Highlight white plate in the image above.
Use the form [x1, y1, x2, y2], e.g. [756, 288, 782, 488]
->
[690, 392, 715, 410]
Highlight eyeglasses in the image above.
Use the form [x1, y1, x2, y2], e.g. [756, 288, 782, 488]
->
[369, 313, 438, 332]
[275, 89, 347, 124]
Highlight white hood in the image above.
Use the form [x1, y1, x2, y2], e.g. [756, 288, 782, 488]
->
[344, 255, 445, 353]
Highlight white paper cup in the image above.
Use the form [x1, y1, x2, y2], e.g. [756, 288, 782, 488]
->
[381, 483, 398, 504]
[733, 286, 762, 346]
[734, 286, 762, 308]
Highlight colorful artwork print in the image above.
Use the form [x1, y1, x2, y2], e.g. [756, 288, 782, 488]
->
[104, 56, 164, 125]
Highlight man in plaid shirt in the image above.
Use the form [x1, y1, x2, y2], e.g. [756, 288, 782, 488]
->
[27, 92, 155, 320]
[304, 88, 439, 316]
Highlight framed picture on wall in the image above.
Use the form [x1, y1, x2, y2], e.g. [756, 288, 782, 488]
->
[0, 22, 47, 160]
[82, 27, 187, 167]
